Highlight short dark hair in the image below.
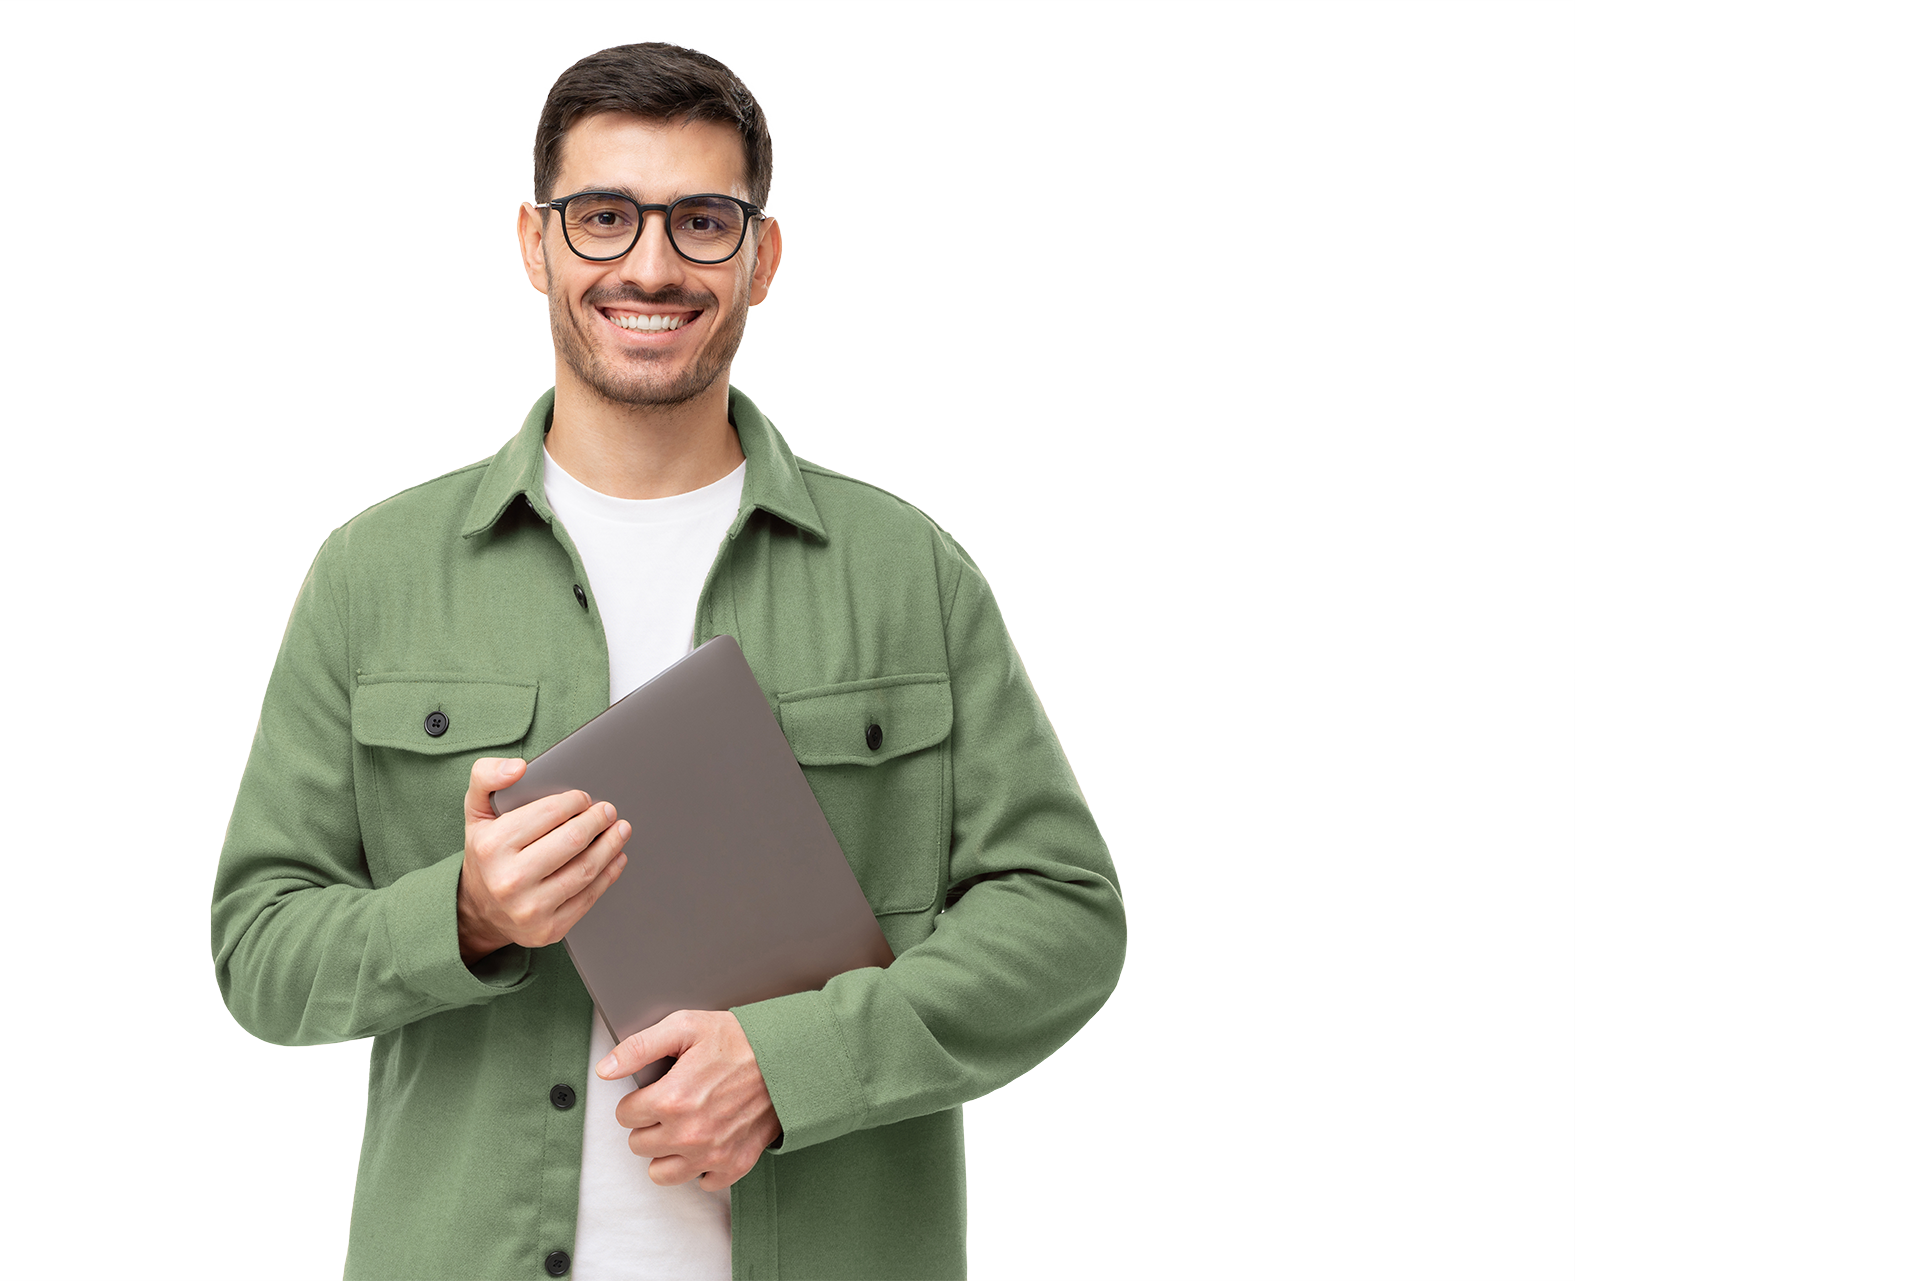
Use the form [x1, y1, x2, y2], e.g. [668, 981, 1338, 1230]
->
[534, 43, 772, 207]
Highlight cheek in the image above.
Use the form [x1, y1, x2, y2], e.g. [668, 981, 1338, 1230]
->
[564, 266, 620, 310]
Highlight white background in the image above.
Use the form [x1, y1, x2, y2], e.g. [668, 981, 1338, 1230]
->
[0, 2, 1913, 1278]
[1574, 2, 1920, 1281]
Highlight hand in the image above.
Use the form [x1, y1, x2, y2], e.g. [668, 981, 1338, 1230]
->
[600, 1010, 782, 1191]
[456, 757, 630, 963]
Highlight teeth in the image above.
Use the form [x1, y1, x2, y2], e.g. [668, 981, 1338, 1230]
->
[611, 313, 687, 332]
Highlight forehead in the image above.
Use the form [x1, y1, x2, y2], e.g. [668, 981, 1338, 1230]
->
[553, 112, 749, 200]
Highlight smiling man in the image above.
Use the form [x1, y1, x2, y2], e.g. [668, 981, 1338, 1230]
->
[212, 43, 1124, 1281]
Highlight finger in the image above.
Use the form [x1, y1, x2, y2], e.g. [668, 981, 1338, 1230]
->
[598, 1010, 698, 1081]
[544, 809, 630, 894]
[549, 845, 628, 937]
[519, 798, 621, 876]
[464, 757, 527, 824]
[646, 1154, 700, 1188]
[620, 1117, 670, 1155]
[607, 1067, 684, 1133]
[697, 1167, 744, 1193]
[493, 795, 613, 882]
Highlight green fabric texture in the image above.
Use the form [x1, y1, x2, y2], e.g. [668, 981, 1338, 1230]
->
[211, 388, 1126, 1280]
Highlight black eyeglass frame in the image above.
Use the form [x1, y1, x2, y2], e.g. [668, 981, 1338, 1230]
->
[534, 191, 768, 265]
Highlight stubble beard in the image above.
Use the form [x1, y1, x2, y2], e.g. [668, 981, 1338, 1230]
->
[549, 274, 750, 409]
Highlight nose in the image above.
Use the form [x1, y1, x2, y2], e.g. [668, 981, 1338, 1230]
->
[616, 209, 686, 294]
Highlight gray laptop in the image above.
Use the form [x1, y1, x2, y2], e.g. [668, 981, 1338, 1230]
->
[491, 634, 894, 1087]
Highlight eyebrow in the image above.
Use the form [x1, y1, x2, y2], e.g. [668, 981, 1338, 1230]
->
[574, 183, 646, 201]
[562, 184, 746, 204]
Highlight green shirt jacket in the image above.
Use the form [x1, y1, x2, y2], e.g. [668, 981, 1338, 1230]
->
[212, 389, 1126, 1281]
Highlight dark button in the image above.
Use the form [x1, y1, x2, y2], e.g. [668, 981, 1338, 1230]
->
[549, 1083, 576, 1110]
[544, 1250, 571, 1277]
[865, 723, 883, 751]
[423, 711, 449, 738]
[573, 584, 588, 610]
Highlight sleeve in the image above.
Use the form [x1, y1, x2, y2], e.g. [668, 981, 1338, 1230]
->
[210, 533, 532, 1046]
[732, 541, 1126, 1152]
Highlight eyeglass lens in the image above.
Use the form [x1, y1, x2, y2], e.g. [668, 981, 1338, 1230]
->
[561, 195, 749, 263]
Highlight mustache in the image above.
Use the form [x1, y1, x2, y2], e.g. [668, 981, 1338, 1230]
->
[583, 283, 716, 311]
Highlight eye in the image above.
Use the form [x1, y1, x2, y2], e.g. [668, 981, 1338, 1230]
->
[673, 200, 743, 243]
[565, 196, 638, 238]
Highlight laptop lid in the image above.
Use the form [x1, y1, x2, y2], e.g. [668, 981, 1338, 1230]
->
[491, 634, 894, 1086]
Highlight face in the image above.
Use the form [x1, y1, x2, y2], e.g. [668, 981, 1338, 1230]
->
[518, 113, 781, 409]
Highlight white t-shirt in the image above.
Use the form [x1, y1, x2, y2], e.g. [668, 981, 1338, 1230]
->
[542, 446, 746, 1281]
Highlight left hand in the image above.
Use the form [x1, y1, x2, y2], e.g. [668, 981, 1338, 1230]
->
[599, 1010, 782, 1191]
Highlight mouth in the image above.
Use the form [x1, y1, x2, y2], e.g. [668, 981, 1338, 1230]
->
[599, 306, 702, 336]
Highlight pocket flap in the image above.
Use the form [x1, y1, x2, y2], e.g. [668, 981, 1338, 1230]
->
[778, 673, 953, 767]
[352, 674, 538, 756]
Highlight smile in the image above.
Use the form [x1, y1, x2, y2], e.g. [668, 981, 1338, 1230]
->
[606, 311, 694, 332]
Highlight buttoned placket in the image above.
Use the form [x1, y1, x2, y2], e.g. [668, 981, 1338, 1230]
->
[521, 490, 614, 1280]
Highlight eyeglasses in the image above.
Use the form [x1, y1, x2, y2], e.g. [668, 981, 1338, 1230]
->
[534, 191, 766, 265]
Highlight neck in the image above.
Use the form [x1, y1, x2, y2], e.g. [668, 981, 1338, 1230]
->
[544, 367, 744, 499]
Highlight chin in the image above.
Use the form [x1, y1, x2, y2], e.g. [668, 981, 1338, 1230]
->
[587, 360, 723, 409]
[553, 330, 715, 409]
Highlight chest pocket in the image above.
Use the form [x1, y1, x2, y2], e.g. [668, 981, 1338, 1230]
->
[778, 673, 953, 916]
[351, 674, 539, 883]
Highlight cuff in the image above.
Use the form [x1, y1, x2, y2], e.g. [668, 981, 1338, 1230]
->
[384, 850, 534, 1006]
[732, 988, 867, 1155]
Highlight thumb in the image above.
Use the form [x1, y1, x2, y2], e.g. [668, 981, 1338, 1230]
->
[597, 1011, 698, 1079]
[465, 757, 527, 823]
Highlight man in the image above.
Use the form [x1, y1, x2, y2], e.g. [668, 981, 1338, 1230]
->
[212, 42, 1123, 1281]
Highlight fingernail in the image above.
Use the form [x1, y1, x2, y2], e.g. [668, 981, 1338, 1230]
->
[595, 1055, 617, 1077]
[617, 821, 631, 840]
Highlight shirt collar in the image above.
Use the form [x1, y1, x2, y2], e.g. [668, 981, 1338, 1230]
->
[460, 386, 827, 542]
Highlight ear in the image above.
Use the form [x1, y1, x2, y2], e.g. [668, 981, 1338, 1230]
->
[747, 217, 782, 306]
[517, 203, 551, 296]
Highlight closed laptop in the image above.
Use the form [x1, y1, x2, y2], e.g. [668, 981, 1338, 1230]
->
[491, 634, 894, 1086]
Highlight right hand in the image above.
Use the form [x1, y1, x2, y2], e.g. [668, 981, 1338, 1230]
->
[456, 757, 631, 963]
